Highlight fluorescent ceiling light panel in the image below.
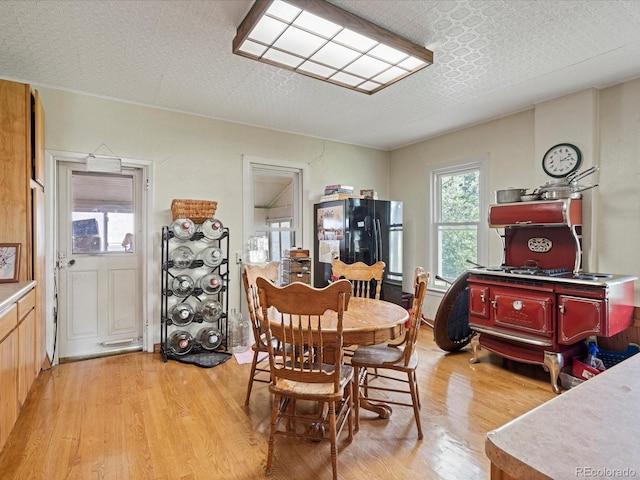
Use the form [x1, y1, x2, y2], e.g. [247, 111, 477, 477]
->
[232, 0, 434, 94]
[298, 60, 336, 78]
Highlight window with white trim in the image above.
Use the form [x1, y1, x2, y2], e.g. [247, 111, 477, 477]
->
[428, 157, 489, 289]
[268, 218, 293, 262]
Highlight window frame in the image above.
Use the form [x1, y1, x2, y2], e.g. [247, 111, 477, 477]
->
[267, 217, 294, 262]
[427, 155, 490, 291]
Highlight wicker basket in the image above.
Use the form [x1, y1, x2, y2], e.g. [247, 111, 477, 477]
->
[171, 199, 218, 224]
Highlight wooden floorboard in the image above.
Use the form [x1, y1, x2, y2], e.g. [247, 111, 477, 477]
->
[0, 327, 555, 479]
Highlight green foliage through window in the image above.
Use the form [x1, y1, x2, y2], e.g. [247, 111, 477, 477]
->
[434, 168, 481, 282]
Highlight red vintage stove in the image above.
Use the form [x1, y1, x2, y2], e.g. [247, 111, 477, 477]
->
[466, 198, 636, 393]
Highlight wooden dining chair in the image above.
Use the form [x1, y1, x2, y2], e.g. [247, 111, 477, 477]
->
[241, 262, 280, 406]
[256, 277, 354, 480]
[332, 259, 386, 361]
[350, 267, 429, 439]
[331, 259, 385, 299]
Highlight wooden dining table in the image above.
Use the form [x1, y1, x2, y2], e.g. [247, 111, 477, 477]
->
[264, 296, 409, 346]
[264, 296, 409, 419]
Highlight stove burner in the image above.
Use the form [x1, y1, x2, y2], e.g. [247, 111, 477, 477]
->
[574, 274, 598, 281]
[573, 272, 614, 281]
[485, 266, 572, 277]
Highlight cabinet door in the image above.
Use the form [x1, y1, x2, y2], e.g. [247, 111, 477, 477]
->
[469, 284, 490, 319]
[0, 80, 31, 282]
[18, 309, 36, 407]
[558, 295, 603, 345]
[33, 185, 47, 371]
[492, 287, 555, 338]
[0, 330, 19, 451]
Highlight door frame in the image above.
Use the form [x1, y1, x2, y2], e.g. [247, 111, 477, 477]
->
[242, 155, 310, 256]
[47, 150, 155, 363]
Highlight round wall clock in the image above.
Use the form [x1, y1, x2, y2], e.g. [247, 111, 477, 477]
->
[542, 143, 582, 178]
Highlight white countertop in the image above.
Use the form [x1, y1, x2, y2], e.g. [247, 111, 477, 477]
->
[486, 352, 640, 479]
[0, 281, 36, 312]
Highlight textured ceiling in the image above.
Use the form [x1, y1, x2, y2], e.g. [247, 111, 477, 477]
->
[2, 0, 640, 150]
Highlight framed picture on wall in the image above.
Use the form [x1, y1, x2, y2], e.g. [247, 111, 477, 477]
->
[0, 243, 20, 283]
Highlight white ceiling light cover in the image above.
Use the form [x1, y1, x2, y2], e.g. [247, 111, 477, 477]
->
[233, 0, 433, 94]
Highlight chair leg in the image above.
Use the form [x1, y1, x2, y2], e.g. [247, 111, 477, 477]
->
[407, 371, 423, 440]
[266, 393, 280, 474]
[413, 370, 421, 409]
[244, 350, 260, 406]
[328, 401, 338, 480]
[346, 380, 353, 442]
[353, 365, 360, 432]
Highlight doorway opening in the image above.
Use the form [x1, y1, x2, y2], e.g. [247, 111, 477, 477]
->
[242, 156, 309, 265]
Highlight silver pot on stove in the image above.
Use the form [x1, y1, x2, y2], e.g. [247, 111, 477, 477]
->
[495, 187, 527, 204]
[540, 183, 598, 200]
[539, 166, 600, 199]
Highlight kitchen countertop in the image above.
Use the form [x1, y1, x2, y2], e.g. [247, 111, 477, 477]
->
[485, 352, 640, 479]
[0, 281, 36, 312]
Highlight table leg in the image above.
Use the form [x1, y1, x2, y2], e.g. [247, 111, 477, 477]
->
[357, 367, 393, 419]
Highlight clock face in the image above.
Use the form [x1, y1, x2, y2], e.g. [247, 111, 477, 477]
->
[542, 143, 582, 178]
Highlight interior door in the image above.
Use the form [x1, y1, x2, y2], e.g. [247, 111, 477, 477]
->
[57, 162, 143, 360]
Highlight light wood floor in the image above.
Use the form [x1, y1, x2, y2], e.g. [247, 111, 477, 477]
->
[0, 327, 555, 480]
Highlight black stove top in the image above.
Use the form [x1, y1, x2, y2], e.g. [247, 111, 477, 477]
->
[468, 266, 636, 286]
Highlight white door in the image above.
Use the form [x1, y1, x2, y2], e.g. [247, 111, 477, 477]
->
[57, 162, 143, 360]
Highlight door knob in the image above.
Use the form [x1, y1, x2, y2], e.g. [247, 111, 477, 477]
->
[68, 259, 76, 267]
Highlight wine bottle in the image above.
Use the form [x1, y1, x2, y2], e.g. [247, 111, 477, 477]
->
[170, 246, 194, 269]
[200, 218, 224, 241]
[169, 302, 195, 326]
[196, 327, 222, 351]
[168, 330, 194, 355]
[197, 299, 223, 323]
[170, 218, 196, 241]
[172, 274, 195, 298]
[198, 273, 223, 295]
[198, 246, 224, 268]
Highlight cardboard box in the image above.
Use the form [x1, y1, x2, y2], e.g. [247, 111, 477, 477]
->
[287, 249, 309, 258]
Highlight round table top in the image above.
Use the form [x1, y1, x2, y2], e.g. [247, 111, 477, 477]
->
[266, 296, 409, 347]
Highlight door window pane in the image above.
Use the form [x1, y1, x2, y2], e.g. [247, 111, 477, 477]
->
[71, 173, 135, 253]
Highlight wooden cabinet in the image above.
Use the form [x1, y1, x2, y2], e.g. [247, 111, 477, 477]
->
[17, 289, 36, 406]
[0, 80, 32, 282]
[281, 257, 311, 285]
[0, 284, 36, 451]
[32, 181, 46, 372]
[0, 76, 46, 451]
[0, 78, 46, 371]
[0, 328, 19, 451]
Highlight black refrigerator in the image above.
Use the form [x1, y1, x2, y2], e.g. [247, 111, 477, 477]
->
[313, 198, 404, 305]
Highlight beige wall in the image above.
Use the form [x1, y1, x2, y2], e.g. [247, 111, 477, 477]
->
[37, 87, 389, 339]
[596, 78, 640, 277]
[390, 81, 640, 318]
[389, 110, 535, 317]
[35, 78, 640, 340]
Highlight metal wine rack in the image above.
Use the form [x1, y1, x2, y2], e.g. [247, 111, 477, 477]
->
[160, 222, 231, 366]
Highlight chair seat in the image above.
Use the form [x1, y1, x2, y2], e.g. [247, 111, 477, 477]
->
[351, 344, 419, 371]
[270, 364, 353, 399]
